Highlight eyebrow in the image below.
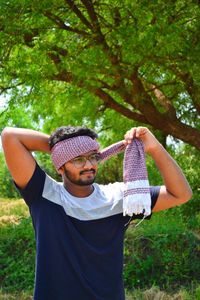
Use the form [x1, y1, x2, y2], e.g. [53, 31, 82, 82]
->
[74, 151, 98, 159]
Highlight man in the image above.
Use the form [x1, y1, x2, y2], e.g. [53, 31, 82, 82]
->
[1, 126, 192, 300]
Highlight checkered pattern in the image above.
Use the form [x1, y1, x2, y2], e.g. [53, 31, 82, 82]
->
[100, 139, 151, 217]
[51, 136, 151, 217]
[51, 136, 100, 170]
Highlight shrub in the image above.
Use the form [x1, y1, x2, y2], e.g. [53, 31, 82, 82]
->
[0, 217, 35, 293]
[0, 154, 19, 199]
[167, 145, 200, 228]
[123, 210, 200, 291]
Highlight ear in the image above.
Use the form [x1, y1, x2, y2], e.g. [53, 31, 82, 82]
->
[57, 166, 64, 176]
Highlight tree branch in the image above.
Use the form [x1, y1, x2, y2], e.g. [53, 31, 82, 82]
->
[178, 73, 200, 115]
[92, 87, 147, 123]
[0, 82, 24, 95]
[47, 46, 68, 65]
[43, 11, 90, 36]
[70, 0, 120, 66]
[130, 68, 157, 111]
[145, 80, 178, 92]
[80, 0, 100, 30]
[168, 65, 200, 115]
[51, 71, 73, 82]
[64, 0, 93, 30]
[149, 84, 177, 118]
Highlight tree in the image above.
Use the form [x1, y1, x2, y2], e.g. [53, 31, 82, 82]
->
[0, 0, 200, 149]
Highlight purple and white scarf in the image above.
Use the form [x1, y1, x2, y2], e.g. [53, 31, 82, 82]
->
[51, 136, 151, 217]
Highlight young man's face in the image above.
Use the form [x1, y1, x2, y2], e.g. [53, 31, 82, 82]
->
[61, 150, 99, 186]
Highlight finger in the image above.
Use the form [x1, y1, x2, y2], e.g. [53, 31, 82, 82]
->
[135, 127, 147, 138]
[124, 128, 136, 143]
[122, 139, 128, 146]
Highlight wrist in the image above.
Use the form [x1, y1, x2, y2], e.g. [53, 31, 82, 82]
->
[146, 142, 164, 157]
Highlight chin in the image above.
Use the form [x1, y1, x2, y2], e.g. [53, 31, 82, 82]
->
[78, 178, 95, 186]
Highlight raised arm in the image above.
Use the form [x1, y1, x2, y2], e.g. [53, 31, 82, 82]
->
[1, 127, 50, 189]
[124, 127, 193, 212]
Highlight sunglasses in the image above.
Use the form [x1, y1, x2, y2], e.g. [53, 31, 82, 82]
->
[70, 153, 101, 169]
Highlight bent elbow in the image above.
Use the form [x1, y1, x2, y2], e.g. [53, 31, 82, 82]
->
[1, 127, 13, 140]
[1, 127, 17, 150]
[180, 187, 193, 204]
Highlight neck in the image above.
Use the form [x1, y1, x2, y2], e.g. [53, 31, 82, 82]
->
[63, 181, 94, 198]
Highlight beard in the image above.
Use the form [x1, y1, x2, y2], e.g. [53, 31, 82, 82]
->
[63, 168, 96, 186]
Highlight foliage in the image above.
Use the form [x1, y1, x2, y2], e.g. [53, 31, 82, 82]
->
[162, 144, 200, 231]
[0, 0, 199, 149]
[0, 153, 19, 198]
[0, 217, 35, 293]
[124, 211, 200, 290]
[0, 199, 35, 293]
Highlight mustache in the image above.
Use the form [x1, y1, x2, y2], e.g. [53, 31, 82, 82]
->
[79, 169, 96, 175]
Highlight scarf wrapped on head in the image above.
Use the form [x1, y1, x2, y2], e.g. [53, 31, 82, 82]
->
[51, 136, 151, 217]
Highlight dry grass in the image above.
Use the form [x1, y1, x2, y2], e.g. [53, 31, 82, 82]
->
[126, 287, 194, 300]
[0, 288, 193, 300]
[143, 287, 190, 300]
[0, 291, 32, 300]
[0, 198, 28, 226]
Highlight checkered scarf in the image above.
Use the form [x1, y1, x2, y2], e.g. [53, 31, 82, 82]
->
[51, 136, 151, 217]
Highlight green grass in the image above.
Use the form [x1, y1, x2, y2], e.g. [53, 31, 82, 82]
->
[0, 198, 35, 293]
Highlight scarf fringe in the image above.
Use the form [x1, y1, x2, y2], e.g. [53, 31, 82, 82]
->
[123, 193, 151, 217]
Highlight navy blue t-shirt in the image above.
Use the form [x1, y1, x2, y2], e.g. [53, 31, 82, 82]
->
[17, 164, 160, 300]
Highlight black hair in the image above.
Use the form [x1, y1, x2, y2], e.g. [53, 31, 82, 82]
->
[49, 126, 98, 149]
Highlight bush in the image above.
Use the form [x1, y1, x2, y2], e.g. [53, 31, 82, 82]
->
[0, 154, 19, 199]
[123, 210, 200, 291]
[173, 145, 200, 228]
[0, 217, 35, 293]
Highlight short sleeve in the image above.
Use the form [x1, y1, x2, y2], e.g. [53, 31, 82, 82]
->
[150, 186, 161, 210]
[14, 163, 46, 207]
[143, 186, 161, 219]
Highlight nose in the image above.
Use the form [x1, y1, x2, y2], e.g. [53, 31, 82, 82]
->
[83, 159, 93, 168]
